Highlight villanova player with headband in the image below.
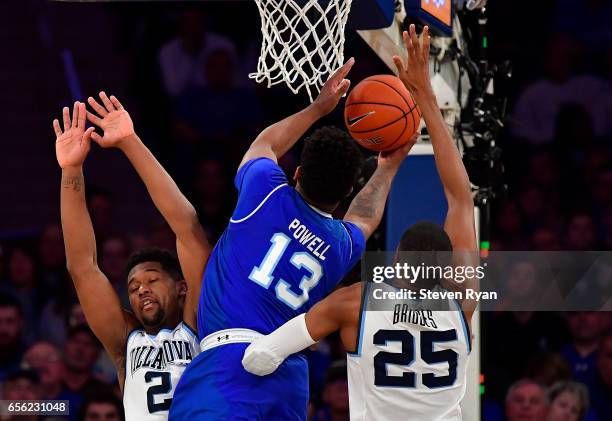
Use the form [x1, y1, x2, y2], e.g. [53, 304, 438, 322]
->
[243, 25, 477, 420]
[170, 59, 416, 420]
[54, 94, 210, 420]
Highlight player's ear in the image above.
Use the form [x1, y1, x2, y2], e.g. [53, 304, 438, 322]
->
[344, 185, 354, 198]
[293, 166, 302, 184]
[177, 279, 188, 298]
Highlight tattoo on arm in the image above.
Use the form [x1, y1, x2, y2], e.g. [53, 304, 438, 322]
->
[348, 171, 390, 220]
[62, 175, 83, 192]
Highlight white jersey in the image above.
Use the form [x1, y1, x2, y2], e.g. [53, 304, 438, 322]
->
[123, 322, 200, 420]
[347, 285, 471, 421]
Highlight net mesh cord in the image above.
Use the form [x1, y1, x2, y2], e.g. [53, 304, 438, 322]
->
[250, 0, 353, 102]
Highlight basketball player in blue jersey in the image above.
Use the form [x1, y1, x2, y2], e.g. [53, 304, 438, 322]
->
[243, 25, 478, 420]
[169, 59, 417, 420]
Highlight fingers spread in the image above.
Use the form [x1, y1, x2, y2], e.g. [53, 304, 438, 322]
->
[86, 111, 103, 127]
[330, 57, 355, 84]
[90, 131, 103, 145]
[339, 57, 355, 77]
[88, 96, 107, 117]
[82, 127, 95, 147]
[422, 26, 431, 61]
[62, 106, 71, 131]
[402, 30, 409, 49]
[392, 55, 405, 74]
[109, 95, 124, 110]
[99, 91, 116, 113]
[336, 78, 351, 97]
[409, 24, 420, 52]
[52, 119, 62, 137]
[403, 31, 415, 60]
[71, 102, 79, 128]
[77, 102, 87, 128]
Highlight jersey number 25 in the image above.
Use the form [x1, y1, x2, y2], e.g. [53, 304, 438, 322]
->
[374, 329, 458, 389]
[249, 233, 322, 310]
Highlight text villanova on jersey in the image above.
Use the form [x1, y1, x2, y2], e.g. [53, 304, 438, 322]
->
[129, 339, 193, 375]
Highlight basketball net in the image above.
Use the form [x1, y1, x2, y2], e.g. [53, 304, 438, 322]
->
[250, 0, 353, 102]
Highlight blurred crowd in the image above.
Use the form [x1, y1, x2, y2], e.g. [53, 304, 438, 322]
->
[1, 1, 612, 420]
[479, 1, 612, 419]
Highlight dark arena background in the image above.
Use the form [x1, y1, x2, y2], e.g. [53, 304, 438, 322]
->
[0, 1, 611, 420]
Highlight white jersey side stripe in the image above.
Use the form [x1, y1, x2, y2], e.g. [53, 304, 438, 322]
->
[452, 299, 471, 353]
[347, 283, 369, 358]
[340, 222, 354, 260]
[230, 183, 288, 224]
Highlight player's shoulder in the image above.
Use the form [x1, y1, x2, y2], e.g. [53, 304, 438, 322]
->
[126, 322, 197, 344]
[178, 321, 199, 342]
[234, 157, 288, 199]
[308, 218, 364, 259]
[335, 220, 366, 255]
[237, 157, 283, 179]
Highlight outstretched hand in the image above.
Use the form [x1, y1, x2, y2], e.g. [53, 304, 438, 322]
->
[378, 131, 420, 171]
[54, 102, 95, 169]
[86, 92, 135, 148]
[312, 57, 355, 116]
[392, 25, 432, 98]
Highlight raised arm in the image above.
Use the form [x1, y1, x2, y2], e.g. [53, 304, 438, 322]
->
[344, 136, 417, 240]
[86, 92, 210, 328]
[55, 102, 135, 376]
[238, 58, 355, 169]
[394, 26, 478, 324]
[242, 283, 362, 376]
[393, 25, 476, 252]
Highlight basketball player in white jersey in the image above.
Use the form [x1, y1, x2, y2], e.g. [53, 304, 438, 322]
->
[242, 25, 478, 420]
[53, 93, 210, 420]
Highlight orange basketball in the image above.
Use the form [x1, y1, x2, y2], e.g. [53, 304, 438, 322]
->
[344, 75, 421, 152]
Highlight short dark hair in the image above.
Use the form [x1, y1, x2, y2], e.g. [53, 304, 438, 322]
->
[124, 248, 183, 282]
[299, 126, 363, 205]
[79, 392, 125, 421]
[397, 222, 453, 287]
[398, 221, 452, 253]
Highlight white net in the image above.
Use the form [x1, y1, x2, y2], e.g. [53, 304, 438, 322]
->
[250, 0, 353, 102]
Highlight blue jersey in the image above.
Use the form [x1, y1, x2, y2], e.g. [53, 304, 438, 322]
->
[171, 158, 365, 420]
[198, 157, 366, 338]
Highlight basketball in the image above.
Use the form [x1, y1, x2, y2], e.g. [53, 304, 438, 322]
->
[344, 75, 421, 152]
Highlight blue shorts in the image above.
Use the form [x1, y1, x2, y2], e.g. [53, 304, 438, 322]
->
[169, 343, 309, 420]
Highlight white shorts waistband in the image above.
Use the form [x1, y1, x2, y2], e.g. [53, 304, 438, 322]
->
[200, 328, 263, 352]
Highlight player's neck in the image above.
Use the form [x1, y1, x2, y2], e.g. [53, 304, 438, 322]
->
[295, 185, 337, 215]
[143, 313, 181, 335]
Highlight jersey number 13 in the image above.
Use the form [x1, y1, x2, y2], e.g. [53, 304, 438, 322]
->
[249, 233, 323, 310]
